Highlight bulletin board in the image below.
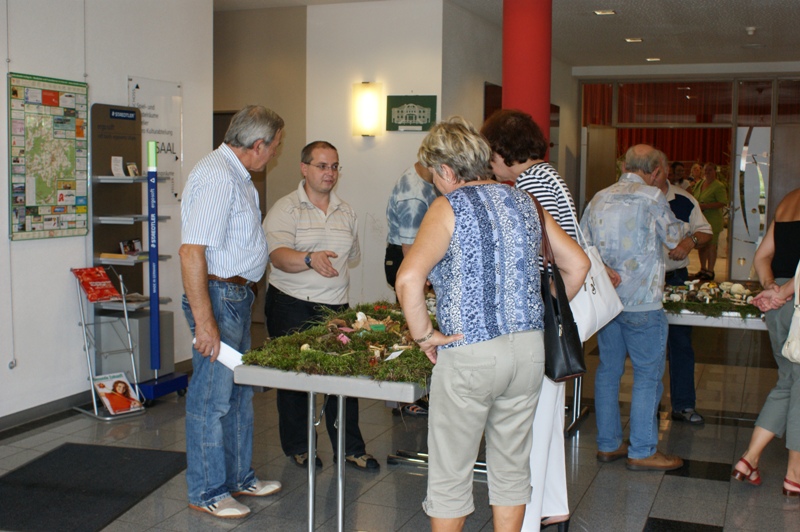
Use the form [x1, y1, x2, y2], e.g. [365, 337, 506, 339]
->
[7, 73, 89, 241]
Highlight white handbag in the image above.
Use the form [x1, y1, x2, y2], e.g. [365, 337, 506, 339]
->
[781, 262, 800, 363]
[548, 178, 624, 342]
[570, 224, 624, 342]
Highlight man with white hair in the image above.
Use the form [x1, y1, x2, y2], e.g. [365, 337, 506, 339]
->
[581, 144, 690, 472]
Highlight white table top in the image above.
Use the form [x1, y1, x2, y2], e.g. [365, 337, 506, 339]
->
[234, 365, 427, 403]
[665, 309, 767, 331]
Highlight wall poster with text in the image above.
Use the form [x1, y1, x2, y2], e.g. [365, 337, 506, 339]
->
[7, 73, 89, 240]
[128, 77, 182, 205]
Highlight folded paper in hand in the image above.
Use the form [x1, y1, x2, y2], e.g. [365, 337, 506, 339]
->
[192, 339, 243, 370]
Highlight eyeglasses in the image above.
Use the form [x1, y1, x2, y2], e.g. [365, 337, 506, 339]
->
[305, 162, 341, 172]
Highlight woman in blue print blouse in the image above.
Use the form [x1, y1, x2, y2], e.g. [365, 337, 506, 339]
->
[396, 117, 589, 532]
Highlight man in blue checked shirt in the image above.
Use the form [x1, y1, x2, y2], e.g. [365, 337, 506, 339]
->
[179, 105, 284, 519]
[581, 144, 690, 474]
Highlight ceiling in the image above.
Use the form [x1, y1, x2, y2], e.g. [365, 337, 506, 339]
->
[213, 0, 800, 68]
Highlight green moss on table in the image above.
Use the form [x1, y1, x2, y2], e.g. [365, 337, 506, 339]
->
[663, 300, 762, 319]
[243, 302, 433, 388]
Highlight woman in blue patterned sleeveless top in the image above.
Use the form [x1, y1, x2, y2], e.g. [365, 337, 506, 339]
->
[396, 118, 589, 532]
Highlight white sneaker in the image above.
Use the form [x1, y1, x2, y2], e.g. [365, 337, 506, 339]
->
[189, 496, 251, 518]
[233, 479, 282, 497]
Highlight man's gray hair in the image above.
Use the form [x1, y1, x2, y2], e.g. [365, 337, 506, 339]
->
[224, 105, 284, 149]
[624, 144, 665, 174]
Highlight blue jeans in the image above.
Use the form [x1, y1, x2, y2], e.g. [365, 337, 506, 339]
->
[665, 268, 696, 412]
[595, 309, 668, 459]
[183, 280, 256, 507]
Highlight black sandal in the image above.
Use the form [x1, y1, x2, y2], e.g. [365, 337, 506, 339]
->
[541, 517, 570, 532]
[698, 270, 715, 281]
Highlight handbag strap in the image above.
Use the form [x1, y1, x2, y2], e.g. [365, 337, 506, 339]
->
[533, 175, 589, 249]
[794, 260, 800, 308]
[526, 192, 556, 273]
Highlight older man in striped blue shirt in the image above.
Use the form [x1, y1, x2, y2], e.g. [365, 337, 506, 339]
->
[179, 105, 284, 519]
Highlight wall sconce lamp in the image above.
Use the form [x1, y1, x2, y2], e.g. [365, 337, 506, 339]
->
[352, 81, 382, 137]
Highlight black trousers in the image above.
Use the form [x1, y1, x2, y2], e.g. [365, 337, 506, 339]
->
[264, 284, 366, 458]
[384, 243, 404, 289]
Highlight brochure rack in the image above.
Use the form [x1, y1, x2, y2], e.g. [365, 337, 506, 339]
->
[89, 104, 186, 402]
[72, 267, 145, 421]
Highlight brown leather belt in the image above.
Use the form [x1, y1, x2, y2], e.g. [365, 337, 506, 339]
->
[208, 274, 253, 287]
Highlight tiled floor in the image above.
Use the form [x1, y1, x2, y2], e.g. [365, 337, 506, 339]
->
[2, 325, 799, 531]
[2, 248, 798, 531]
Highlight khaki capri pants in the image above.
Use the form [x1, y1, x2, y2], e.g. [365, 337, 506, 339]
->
[423, 330, 545, 519]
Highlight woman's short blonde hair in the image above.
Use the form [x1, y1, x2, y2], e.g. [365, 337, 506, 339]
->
[418, 117, 492, 183]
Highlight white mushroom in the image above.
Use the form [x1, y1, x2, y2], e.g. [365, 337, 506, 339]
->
[730, 283, 747, 295]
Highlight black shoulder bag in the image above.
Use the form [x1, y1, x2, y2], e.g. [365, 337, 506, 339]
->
[531, 196, 586, 382]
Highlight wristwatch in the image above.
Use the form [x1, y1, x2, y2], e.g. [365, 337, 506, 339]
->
[304, 252, 313, 268]
[690, 234, 699, 246]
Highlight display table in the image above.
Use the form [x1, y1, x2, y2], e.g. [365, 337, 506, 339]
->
[666, 309, 767, 331]
[234, 365, 426, 532]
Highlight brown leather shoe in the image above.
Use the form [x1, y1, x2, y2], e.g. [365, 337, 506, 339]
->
[596, 441, 629, 463]
[626, 451, 683, 471]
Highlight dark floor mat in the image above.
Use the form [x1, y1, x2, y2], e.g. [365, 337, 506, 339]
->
[0, 442, 186, 532]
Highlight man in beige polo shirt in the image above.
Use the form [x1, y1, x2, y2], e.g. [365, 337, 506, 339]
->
[263, 140, 378, 471]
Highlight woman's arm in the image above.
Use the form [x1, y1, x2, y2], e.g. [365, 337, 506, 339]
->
[543, 208, 590, 300]
[751, 220, 793, 311]
[701, 182, 728, 210]
[753, 220, 777, 290]
[396, 197, 463, 362]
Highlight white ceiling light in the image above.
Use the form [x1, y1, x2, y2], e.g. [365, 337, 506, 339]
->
[646, 57, 660, 62]
[594, 10, 616, 15]
[625, 37, 643, 43]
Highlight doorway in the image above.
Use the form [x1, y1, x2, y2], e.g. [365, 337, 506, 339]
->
[580, 79, 800, 282]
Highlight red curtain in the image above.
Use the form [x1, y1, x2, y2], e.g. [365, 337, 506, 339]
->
[616, 128, 732, 165]
[777, 80, 800, 124]
[582, 84, 612, 126]
[617, 81, 732, 124]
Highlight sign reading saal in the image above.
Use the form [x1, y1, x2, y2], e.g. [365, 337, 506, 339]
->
[7, 73, 89, 241]
[128, 76, 182, 205]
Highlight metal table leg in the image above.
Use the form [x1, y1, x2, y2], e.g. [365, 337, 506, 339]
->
[387, 450, 488, 473]
[565, 376, 589, 435]
[336, 395, 346, 531]
[307, 391, 316, 532]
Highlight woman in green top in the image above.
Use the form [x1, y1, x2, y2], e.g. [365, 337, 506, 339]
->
[692, 162, 728, 280]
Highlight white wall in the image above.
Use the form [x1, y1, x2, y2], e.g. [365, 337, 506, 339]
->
[441, 0, 502, 124]
[214, 7, 307, 212]
[551, 57, 581, 193]
[0, 0, 212, 421]
[306, 0, 444, 305]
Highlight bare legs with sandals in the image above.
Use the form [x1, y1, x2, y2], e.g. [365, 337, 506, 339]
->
[732, 426, 800, 497]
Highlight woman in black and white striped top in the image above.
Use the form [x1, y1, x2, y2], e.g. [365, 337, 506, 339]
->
[482, 109, 578, 532]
